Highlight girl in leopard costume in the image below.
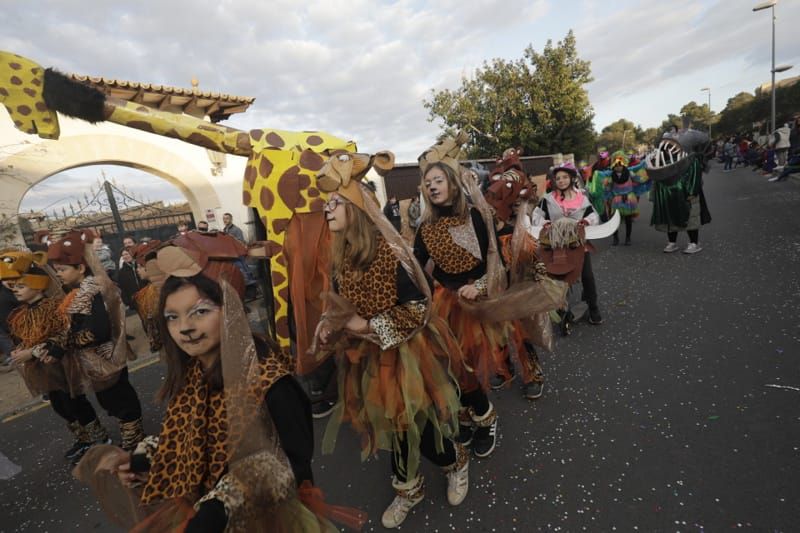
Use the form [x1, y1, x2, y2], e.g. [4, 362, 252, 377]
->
[310, 150, 468, 529]
[414, 132, 509, 460]
[78, 232, 361, 532]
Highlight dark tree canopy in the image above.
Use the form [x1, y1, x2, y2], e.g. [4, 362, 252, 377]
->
[424, 30, 595, 160]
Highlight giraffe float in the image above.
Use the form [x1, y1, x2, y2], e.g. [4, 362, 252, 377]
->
[0, 51, 357, 363]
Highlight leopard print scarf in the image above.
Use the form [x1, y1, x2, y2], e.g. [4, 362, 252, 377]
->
[141, 349, 293, 505]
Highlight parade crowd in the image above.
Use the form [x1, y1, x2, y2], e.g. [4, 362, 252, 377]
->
[0, 122, 755, 532]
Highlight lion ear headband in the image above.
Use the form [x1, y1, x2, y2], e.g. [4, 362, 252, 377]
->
[316, 151, 395, 210]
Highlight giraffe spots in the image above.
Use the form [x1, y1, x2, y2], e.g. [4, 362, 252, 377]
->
[16, 105, 31, 116]
[244, 165, 257, 189]
[276, 167, 302, 209]
[8, 62, 21, 70]
[242, 190, 251, 206]
[309, 198, 325, 212]
[13, 120, 23, 128]
[271, 270, 286, 287]
[272, 218, 291, 234]
[275, 316, 290, 340]
[299, 149, 324, 171]
[42, 117, 52, 123]
[197, 124, 218, 132]
[10, 76, 22, 85]
[265, 132, 285, 148]
[30, 78, 41, 86]
[306, 135, 323, 146]
[128, 121, 156, 133]
[260, 187, 275, 211]
[35, 101, 47, 112]
[250, 129, 264, 142]
[186, 132, 216, 149]
[295, 196, 307, 209]
[308, 188, 320, 198]
[23, 88, 36, 97]
[258, 155, 274, 178]
[0, 87, 8, 97]
[135, 106, 149, 113]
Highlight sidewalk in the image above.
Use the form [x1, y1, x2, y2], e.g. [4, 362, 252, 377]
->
[0, 314, 160, 419]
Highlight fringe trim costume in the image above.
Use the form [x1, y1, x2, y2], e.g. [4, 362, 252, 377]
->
[415, 209, 510, 392]
[48, 230, 144, 451]
[0, 250, 106, 450]
[74, 232, 363, 533]
[310, 150, 465, 484]
[133, 283, 161, 352]
[599, 152, 651, 218]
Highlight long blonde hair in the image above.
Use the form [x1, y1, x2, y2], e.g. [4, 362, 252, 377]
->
[419, 162, 469, 225]
[331, 201, 379, 281]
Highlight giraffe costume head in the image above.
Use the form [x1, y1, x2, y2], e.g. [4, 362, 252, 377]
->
[0, 51, 355, 358]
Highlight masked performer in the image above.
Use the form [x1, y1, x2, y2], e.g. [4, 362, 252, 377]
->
[414, 132, 509, 459]
[646, 128, 712, 254]
[601, 151, 650, 246]
[46, 230, 145, 452]
[307, 151, 468, 529]
[483, 155, 556, 400]
[77, 231, 362, 533]
[532, 162, 603, 326]
[132, 240, 164, 353]
[1, 250, 109, 462]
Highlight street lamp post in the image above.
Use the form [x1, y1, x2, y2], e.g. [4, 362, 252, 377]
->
[752, 1, 795, 135]
[700, 87, 711, 137]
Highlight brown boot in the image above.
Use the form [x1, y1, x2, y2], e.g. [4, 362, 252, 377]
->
[119, 418, 145, 452]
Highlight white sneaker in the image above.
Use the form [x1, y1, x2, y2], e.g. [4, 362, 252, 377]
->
[663, 242, 680, 253]
[444, 445, 469, 506]
[382, 476, 425, 528]
[683, 243, 702, 254]
[768, 176, 780, 182]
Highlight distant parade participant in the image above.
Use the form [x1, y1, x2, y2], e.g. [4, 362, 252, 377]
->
[131, 240, 164, 353]
[311, 151, 467, 529]
[415, 132, 506, 459]
[1, 250, 109, 463]
[47, 230, 145, 452]
[532, 162, 604, 325]
[600, 151, 651, 246]
[648, 128, 712, 254]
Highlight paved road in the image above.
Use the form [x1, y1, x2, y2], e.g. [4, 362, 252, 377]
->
[1, 164, 798, 532]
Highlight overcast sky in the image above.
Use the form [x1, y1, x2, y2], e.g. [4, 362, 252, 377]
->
[5, 0, 800, 211]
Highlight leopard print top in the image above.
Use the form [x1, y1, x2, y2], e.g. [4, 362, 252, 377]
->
[336, 234, 400, 319]
[420, 215, 481, 274]
[140, 347, 293, 505]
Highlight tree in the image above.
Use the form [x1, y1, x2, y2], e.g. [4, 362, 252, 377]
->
[596, 119, 642, 153]
[679, 101, 716, 131]
[424, 30, 596, 159]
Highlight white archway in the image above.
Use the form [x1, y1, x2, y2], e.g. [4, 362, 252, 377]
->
[0, 109, 249, 243]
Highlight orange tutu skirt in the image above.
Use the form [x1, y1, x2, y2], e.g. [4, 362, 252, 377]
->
[322, 315, 464, 481]
[433, 286, 511, 393]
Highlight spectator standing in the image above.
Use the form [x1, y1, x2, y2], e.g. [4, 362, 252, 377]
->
[118, 235, 137, 268]
[222, 212, 245, 242]
[117, 249, 146, 311]
[789, 116, 800, 156]
[382, 196, 402, 232]
[774, 123, 791, 166]
[197, 220, 209, 231]
[92, 237, 116, 281]
[723, 138, 736, 172]
[407, 195, 421, 232]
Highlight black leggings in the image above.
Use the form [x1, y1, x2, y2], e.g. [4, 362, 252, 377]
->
[614, 215, 634, 240]
[94, 367, 142, 423]
[391, 421, 456, 482]
[49, 390, 98, 426]
[581, 252, 599, 312]
[668, 230, 699, 244]
[461, 388, 489, 417]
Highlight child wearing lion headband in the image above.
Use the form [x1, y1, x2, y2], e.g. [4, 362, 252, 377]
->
[1, 249, 109, 463]
[310, 150, 469, 529]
